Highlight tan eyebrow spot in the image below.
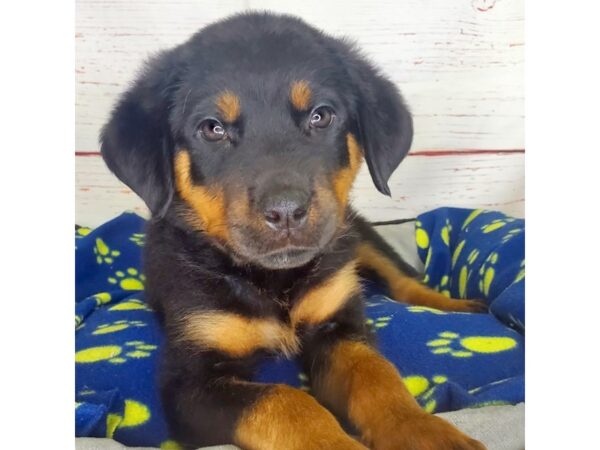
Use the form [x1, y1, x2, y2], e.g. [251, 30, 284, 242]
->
[215, 90, 241, 123]
[290, 80, 312, 111]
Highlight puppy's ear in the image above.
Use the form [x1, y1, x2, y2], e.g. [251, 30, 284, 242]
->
[352, 60, 413, 196]
[100, 50, 182, 217]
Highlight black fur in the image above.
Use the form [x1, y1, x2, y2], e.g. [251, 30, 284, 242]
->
[101, 12, 418, 448]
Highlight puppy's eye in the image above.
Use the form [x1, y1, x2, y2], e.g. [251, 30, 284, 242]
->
[197, 118, 226, 142]
[309, 106, 335, 129]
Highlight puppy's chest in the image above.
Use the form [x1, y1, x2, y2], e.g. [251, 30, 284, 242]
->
[183, 262, 360, 358]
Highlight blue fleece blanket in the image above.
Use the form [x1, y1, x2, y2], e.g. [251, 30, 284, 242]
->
[75, 208, 525, 448]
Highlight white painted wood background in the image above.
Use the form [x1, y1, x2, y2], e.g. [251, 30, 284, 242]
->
[76, 0, 524, 227]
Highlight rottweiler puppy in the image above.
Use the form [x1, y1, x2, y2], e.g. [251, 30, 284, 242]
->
[101, 12, 487, 450]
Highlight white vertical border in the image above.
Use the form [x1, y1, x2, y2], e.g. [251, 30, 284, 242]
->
[1, 0, 74, 448]
[527, 0, 600, 448]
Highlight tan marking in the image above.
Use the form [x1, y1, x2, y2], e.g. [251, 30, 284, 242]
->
[289, 80, 312, 111]
[215, 90, 241, 123]
[179, 311, 299, 358]
[333, 134, 364, 216]
[357, 243, 481, 312]
[314, 340, 422, 447]
[235, 384, 367, 450]
[174, 150, 229, 241]
[290, 261, 360, 325]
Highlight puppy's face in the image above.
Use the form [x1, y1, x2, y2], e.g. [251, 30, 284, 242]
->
[101, 13, 413, 270]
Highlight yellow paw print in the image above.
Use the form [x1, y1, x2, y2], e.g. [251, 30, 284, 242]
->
[75, 341, 157, 364]
[93, 292, 112, 306]
[514, 260, 525, 284]
[481, 218, 516, 234]
[94, 238, 121, 265]
[427, 331, 517, 357]
[76, 227, 92, 238]
[92, 319, 147, 335]
[108, 268, 146, 290]
[109, 298, 153, 312]
[404, 374, 448, 413]
[440, 218, 452, 246]
[129, 233, 145, 247]
[478, 252, 499, 296]
[415, 220, 430, 249]
[407, 306, 449, 315]
[501, 227, 524, 243]
[106, 399, 152, 438]
[461, 209, 485, 231]
[366, 316, 393, 329]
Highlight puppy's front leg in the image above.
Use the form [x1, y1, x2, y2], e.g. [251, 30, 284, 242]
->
[310, 339, 487, 450]
[161, 364, 366, 450]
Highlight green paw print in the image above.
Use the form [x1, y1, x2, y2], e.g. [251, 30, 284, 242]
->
[75, 341, 158, 365]
[404, 374, 448, 413]
[94, 238, 121, 265]
[501, 227, 524, 243]
[108, 268, 146, 290]
[92, 319, 147, 335]
[109, 298, 153, 312]
[366, 315, 393, 329]
[129, 233, 145, 247]
[427, 331, 517, 358]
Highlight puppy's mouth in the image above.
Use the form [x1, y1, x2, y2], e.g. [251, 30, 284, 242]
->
[253, 246, 320, 270]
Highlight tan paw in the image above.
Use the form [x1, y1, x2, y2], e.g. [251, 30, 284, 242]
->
[443, 298, 488, 313]
[372, 413, 486, 450]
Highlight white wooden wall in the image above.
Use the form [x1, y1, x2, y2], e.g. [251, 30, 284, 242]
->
[76, 0, 524, 227]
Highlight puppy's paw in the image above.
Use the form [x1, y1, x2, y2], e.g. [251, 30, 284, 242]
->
[447, 298, 488, 313]
[372, 413, 486, 450]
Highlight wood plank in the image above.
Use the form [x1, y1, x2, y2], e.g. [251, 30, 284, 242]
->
[76, 152, 524, 228]
[75, 0, 523, 151]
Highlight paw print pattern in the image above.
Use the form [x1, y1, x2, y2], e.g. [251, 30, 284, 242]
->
[129, 233, 145, 247]
[404, 374, 448, 413]
[75, 341, 157, 364]
[407, 306, 449, 315]
[427, 331, 517, 358]
[76, 227, 92, 239]
[93, 292, 112, 306]
[94, 238, 121, 265]
[366, 315, 393, 329]
[514, 260, 525, 284]
[478, 252, 499, 296]
[108, 298, 153, 312]
[75, 315, 85, 330]
[92, 319, 147, 335]
[108, 268, 146, 291]
[415, 220, 430, 250]
[440, 218, 452, 246]
[457, 247, 485, 299]
[480, 217, 517, 234]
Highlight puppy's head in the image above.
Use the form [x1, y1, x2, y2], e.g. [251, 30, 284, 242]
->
[101, 13, 413, 270]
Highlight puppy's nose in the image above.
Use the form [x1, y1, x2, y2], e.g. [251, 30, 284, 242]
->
[263, 190, 309, 231]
